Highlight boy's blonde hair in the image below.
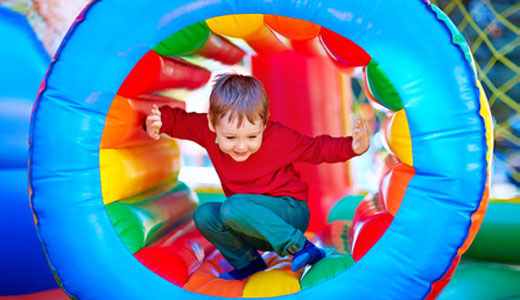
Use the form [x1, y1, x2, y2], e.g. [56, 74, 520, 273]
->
[209, 73, 269, 128]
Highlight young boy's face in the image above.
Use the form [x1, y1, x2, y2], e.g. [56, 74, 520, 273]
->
[208, 112, 266, 162]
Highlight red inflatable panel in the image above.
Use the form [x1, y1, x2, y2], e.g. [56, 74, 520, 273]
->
[425, 255, 461, 300]
[252, 50, 353, 233]
[118, 50, 211, 97]
[320, 27, 371, 68]
[134, 221, 215, 287]
[198, 34, 246, 65]
[351, 211, 393, 262]
[351, 194, 385, 230]
[0, 288, 70, 300]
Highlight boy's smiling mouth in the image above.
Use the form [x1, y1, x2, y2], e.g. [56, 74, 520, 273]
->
[233, 150, 248, 156]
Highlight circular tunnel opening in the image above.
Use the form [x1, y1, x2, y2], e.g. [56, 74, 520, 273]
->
[100, 14, 383, 297]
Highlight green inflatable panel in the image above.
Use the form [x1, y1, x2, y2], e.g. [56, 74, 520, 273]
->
[105, 181, 197, 254]
[366, 60, 403, 111]
[300, 253, 355, 290]
[438, 261, 520, 300]
[328, 195, 364, 222]
[153, 21, 210, 56]
[196, 192, 226, 205]
[464, 201, 520, 264]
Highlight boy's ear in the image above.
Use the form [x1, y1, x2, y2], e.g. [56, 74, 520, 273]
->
[207, 115, 216, 132]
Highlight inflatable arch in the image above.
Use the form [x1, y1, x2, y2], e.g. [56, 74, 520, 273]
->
[29, 0, 492, 299]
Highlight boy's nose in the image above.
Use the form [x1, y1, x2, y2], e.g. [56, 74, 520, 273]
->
[235, 141, 247, 150]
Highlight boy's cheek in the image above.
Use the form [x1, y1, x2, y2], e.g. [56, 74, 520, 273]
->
[217, 141, 232, 152]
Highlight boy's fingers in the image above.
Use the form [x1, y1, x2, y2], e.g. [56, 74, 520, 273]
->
[360, 119, 370, 135]
[151, 104, 160, 115]
[147, 115, 161, 122]
[151, 118, 161, 125]
[152, 121, 162, 129]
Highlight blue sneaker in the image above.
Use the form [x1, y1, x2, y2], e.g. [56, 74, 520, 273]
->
[219, 254, 267, 280]
[291, 240, 325, 272]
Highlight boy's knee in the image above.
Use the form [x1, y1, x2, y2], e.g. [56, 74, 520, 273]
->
[220, 194, 248, 225]
[193, 203, 221, 230]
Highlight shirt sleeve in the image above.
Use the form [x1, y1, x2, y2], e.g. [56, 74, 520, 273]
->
[158, 105, 209, 146]
[275, 122, 360, 164]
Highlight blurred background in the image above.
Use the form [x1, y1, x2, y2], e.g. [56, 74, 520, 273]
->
[350, 0, 519, 198]
[0, 0, 518, 298]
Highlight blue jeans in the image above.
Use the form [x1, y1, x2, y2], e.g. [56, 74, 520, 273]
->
[193, 194, 310, 269]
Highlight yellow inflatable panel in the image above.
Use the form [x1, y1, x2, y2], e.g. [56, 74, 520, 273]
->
[206, 14, 287, 54]
[477, 80, 494, 165]
[383, 109, 413, 166]
[206, 14, 264, 38]
[100, 138, 180, 204]
[243, 269, 301, 297]
[242, 253, 302, 297]
[456, 80, 494, 255]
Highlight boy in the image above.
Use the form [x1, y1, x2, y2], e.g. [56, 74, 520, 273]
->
[145, 74, 370, 280]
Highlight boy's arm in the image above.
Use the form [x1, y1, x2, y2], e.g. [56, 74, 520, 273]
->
[145, 104, 209, 145]
[281, 118, 370, 164]
[293, 134, 359, 164]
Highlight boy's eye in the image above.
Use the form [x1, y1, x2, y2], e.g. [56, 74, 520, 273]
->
[248, 136, 257, 139]
[225, 136, 235, 140]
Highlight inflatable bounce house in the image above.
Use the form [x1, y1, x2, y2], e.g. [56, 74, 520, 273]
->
[0, 5, 58, 295]
[3, 0, 519, 299]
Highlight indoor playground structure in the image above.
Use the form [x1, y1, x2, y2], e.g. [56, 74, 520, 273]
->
[3, 0, 516, 299]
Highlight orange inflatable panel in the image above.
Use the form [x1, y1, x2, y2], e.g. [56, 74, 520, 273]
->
[264, 15, 325, 57]
[184, 251, 246, 298]
[118, 50, 211, 98]
[101, 94, 185, 149]
[379, 156, 416, 216]
[264, 15, 320, 40]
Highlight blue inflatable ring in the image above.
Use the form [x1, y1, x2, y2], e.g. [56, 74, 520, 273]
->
[29, 0, 490, 299]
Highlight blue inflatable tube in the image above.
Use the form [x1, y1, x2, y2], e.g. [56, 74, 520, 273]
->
[29, 0, 489, 299]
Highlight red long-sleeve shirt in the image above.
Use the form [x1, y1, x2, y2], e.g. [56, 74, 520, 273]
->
[159, 106, 358, 202]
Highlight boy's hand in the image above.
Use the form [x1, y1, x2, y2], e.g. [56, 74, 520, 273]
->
[146, 104, 162, 140]
[352, 117, 370, 154]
